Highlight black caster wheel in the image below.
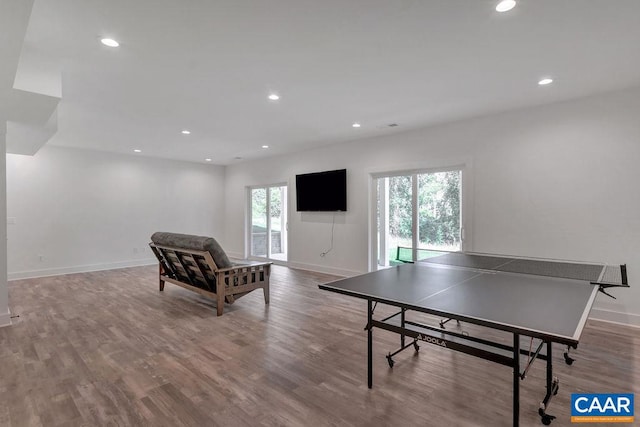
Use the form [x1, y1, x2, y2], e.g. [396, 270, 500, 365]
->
[538, 409, 556, 425]
[413, 342, 420, 352]
[563, 352, 575, 365]
[386, 354, 394, 368]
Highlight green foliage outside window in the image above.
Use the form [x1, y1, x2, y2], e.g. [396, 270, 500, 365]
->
[388, 171, 460, 247]
[252, 187, 282, 230]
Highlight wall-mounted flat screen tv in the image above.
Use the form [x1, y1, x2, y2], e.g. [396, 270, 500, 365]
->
[296, 169, 347, 212]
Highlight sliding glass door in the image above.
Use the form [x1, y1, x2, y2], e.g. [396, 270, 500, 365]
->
[249, 184, 287, 261]
[375, 169, 462, 268]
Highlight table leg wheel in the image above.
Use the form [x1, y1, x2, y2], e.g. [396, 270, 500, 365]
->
[564, 352, 574, 365]
[413, 342, 420, 352]
[539, 408, 556, 425]
[386, 354, 394, 368]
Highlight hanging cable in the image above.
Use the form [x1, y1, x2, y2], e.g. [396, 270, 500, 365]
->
[320, 212, 336, 257]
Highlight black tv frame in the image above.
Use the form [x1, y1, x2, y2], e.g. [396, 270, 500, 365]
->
[295, 169, 347, 212]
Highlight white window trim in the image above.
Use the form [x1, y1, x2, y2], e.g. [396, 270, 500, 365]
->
[246, 183, 288, 261]
[368, 162, 473, 271]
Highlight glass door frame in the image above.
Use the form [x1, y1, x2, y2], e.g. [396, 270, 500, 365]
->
[246, 183, 288, 262]
[368, 164, 470, 271]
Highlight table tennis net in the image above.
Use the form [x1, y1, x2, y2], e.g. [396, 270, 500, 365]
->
[421, 252, 627, 285]
[393, 246, 443, 264]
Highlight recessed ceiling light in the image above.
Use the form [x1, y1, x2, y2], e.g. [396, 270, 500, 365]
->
[133, 149, 141, 153]
[181, 130, 191, 135]
[538, 78, 554, 85]
[496, 0, 516, 12]
[352, 123, 361, 128]
[262, 145, 269, 149]
[101, 38, 120, 47]
[205, 158, 212, 162]
[268, 94, 280, 101]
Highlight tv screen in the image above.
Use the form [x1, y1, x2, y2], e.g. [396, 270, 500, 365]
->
[296, 169, 347, 212]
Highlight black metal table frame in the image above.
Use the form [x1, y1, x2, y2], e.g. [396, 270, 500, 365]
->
[365, 300, 570, 427]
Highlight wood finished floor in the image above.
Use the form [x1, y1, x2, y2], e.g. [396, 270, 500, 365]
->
[1, 265, 638, 427]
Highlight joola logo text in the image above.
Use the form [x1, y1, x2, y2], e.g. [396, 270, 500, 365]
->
[417, 334, 447, 347]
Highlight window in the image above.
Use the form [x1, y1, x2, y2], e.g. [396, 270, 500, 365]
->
[249, 184, 288, 261]
[374, 169, 463, 268]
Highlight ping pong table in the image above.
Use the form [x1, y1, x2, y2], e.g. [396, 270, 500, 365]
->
[319, 252, 628, 426]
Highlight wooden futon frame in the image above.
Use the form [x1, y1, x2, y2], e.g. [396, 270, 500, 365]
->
[149, 233, 270, 316]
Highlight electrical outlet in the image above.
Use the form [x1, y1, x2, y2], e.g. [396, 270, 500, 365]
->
[7, 217, 16, 225]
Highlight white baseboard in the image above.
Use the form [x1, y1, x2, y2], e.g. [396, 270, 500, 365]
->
[285, 261, 361, 278]
[225, 251, 360, 278]
[8, 258, 157, 281]
[226, 251, 246, 260]
[590, 308, 640, 328]
[0, 309, 11, 328]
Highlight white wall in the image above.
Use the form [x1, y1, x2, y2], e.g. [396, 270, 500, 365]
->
[7, 145, 226, 279]
[224, 87, 640, 326]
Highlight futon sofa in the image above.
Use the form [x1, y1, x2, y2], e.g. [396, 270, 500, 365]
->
[149, 232, 271, 316]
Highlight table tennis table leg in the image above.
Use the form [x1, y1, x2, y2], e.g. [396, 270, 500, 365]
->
[368, 300, 373, 389]
[513, 333, 520, 427]
[538, 341, 559, 425]
[400, 309, 406, 348]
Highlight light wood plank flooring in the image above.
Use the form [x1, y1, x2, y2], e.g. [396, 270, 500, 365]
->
[1, 265, 638, 426]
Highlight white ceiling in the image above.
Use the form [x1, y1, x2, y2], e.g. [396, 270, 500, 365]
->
[12, 0, 640, 164]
